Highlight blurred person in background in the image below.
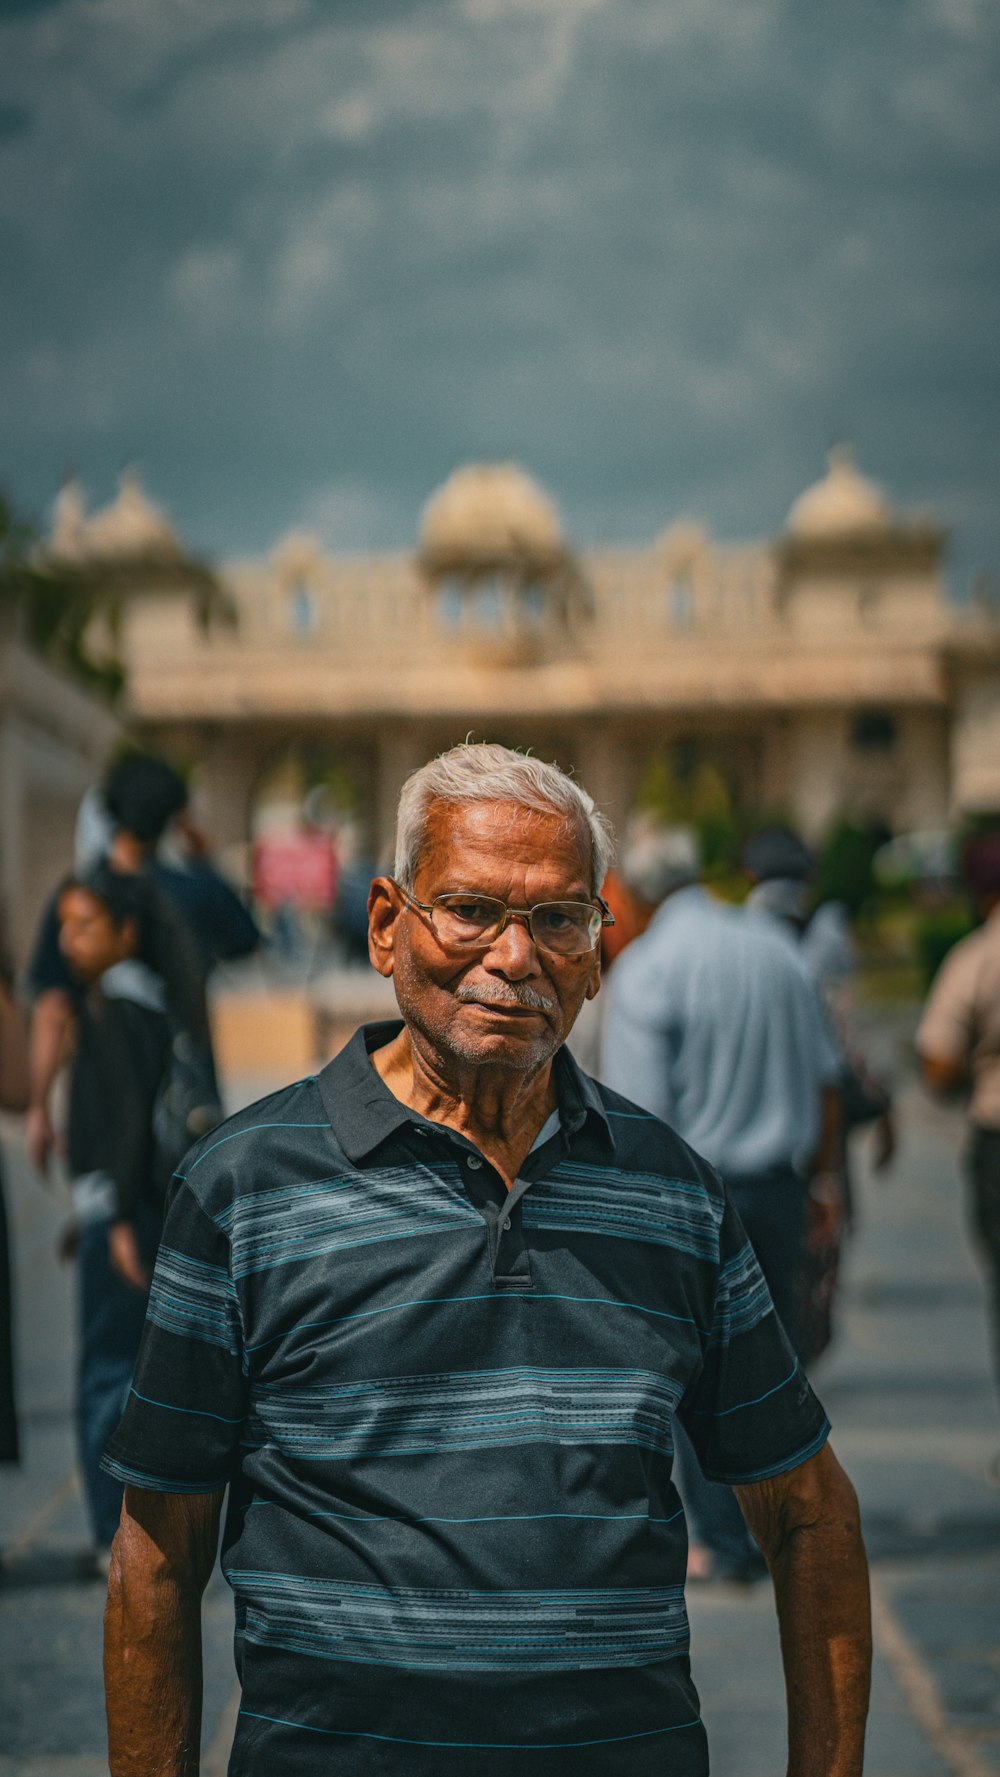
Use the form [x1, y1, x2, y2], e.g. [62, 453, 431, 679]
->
[743, 826, 896, 1362]
[26, 750, 257, 1177]
[917, 831, 1000, 1484]
[568, 822, 687, 1075]
[600, 825, 842, 1582]
[55, 866, 177, 1574]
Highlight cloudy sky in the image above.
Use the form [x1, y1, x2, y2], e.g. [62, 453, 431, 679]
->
[1, 0, 997, 584]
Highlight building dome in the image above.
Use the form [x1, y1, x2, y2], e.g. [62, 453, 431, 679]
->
[83, 469, 183, 561]
[785, 448, 893, 539]
[418, 463, 568, 576]
[49, 469, 184, 565]
[49, 478, 89, 561]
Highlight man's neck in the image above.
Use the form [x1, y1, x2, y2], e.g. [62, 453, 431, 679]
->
[108, 832, 152, 874]
[371, 1026, 558, 1191]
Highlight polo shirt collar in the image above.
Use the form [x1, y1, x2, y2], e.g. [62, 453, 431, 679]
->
[317, 1019, 614, 1164]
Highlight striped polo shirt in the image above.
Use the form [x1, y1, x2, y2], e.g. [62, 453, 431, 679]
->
[105, 1020, 829, 1776]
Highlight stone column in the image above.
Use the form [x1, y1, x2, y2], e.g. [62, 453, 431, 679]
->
[191, 725, 270, 850]
[896, 709, 950, 830]
[374, 728, 429, 869]
[949, 669, 1000, 816]
[783, 711, 850, 841]
[571, 726, 639, 856]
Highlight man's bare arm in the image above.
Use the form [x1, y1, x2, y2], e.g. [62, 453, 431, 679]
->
[736, 1443, 871, 1777]
[105, 1484, 225, 1777]
[26, 988, 74, 1174]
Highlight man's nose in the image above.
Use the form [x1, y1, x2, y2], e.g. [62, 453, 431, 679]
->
[482, 912, 543, 977]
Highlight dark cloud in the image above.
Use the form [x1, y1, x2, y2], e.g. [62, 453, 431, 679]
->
[0, 0, 997, 588]
[0, 0, 61, 16]
[0, 102, 30, 138]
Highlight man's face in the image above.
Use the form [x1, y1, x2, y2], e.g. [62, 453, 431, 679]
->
[370, 799, 601, 1074]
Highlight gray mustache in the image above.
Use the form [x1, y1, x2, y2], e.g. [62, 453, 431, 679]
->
[456, 981, 555, 1014]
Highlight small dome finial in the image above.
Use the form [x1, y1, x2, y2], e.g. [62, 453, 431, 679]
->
[786, 448, 892, 538]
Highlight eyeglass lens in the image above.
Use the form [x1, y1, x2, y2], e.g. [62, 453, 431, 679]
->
[432, 895, 599, 954]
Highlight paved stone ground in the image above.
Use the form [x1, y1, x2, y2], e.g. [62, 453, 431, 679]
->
[1, 1053, 998, 1774]
[689, 1073, 1000, 1776]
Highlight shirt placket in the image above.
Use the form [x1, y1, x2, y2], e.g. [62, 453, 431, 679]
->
[414, 1125, 536, 1290]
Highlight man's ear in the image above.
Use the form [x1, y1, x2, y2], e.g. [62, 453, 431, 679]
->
[584, 952, 602, 1002]
[368, 877, 401, 978]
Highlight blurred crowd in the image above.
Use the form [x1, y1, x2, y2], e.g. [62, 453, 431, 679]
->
[1, 749, 258, 1570]
[1, 749, 999, 1579]
[581, 817, 1000, 1572]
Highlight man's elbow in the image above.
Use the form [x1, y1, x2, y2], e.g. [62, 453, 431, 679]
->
[740, 1445, 867, 1569]
[113, 1487, 220, 1601]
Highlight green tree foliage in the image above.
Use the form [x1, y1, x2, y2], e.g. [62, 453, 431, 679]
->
[634, 744, 739, 872]
[0, 490, 125, 700]
[814, 816, 888, 917]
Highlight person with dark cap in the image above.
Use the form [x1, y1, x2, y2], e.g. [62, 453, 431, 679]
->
[742, 823, 816, 932]
[601, 825, 843, 1581]
[917, 831, 1000, 1484]
[25, 751, 257, 1177]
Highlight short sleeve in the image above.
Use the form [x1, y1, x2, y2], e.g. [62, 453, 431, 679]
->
[601, 953, 678, 1123]
[102, 1179, 248, 1493]
[678, 1192, 829, 1485]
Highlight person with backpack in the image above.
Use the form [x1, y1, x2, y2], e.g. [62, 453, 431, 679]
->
[26, 750, 256, 1180]
[55, 866, 181, 1573]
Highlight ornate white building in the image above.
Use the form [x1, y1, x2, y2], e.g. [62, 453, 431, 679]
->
[49, 452, 1000, 863]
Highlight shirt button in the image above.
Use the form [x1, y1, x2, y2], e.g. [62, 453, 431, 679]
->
[466, 1155, 482, 1170]
[502, 1216, 511, 1231]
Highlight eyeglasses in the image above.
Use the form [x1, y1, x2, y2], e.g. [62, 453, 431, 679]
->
[392, 884, 615, 957]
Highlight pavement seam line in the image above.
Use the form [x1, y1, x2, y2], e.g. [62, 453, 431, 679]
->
[869, 1571, 995, 1777]
[3, 1471, 79, 1562]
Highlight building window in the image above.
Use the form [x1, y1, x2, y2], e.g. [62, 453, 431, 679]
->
[667, 576, 693, 630]
[521, 583, 546, 625]
[472, 579, 504, 629]
[289, 581, 316, 635]
[851, 709, 897, 753]
[437, 582, 463, 628]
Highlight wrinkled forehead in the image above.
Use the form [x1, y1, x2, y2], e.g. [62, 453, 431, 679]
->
[418, 797, 593, 886]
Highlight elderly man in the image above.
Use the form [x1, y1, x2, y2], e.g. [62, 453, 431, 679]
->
[103, 743, 870, 1776]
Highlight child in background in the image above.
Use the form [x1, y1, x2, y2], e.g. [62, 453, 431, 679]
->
[56, 867, 172, 1573]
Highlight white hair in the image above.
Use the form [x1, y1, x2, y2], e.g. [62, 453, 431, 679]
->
[394, 742, 615, 893]
[620, 825, 699, 904]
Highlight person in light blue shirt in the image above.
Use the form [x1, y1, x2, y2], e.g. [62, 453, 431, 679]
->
[600, 826, 842, 1580]
[601, 834, 840, 1189]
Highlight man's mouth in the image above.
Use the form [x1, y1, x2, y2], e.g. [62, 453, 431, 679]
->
[456, 982, 555, 1016]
